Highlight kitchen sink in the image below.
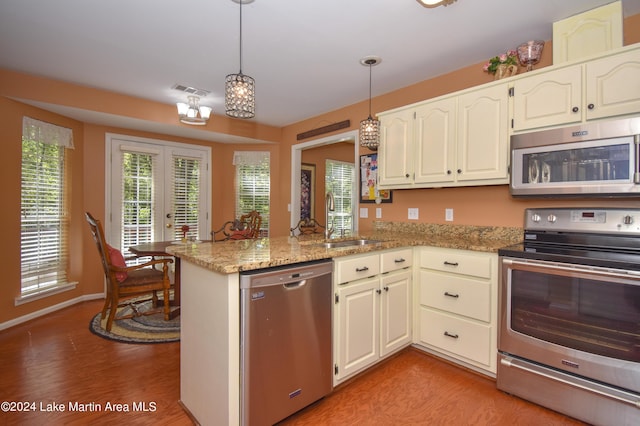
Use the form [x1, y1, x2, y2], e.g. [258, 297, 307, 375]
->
[319, 239, 383, 249]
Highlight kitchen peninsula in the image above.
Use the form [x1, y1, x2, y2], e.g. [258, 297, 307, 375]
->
[167, 223, 521, 425]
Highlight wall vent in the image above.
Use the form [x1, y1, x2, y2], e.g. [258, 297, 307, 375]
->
[172, 84, 210, 97]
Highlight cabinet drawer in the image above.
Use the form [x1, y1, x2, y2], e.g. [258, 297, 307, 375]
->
[419, 307, 491, 367]
[419, 270, 490, 322]
[419, 248, 492, 279]
[335, 253, 380, 284]
[381, 248, 413, 274]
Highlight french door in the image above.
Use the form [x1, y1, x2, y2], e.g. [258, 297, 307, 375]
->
[106, 135, 210, 253]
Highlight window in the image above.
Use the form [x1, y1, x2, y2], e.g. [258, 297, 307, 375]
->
[20, 117, 74, 297]
[234, 151, 270, 236]
[325, 159, 355, 235]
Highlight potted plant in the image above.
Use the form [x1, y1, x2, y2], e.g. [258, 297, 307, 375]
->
[483, 50, 519, 80]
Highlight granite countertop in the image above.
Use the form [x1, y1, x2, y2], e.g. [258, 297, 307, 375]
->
[166, 223, 523, 274]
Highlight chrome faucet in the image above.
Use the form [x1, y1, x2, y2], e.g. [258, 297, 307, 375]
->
[325, 191, 335, 239]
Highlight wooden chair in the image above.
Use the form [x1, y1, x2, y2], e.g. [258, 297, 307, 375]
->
[290, 218, 326, 236]
[85, 212, 173, 332]
[212, 210, 262, 241]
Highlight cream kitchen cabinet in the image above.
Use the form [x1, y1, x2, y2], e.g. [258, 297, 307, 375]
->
[334, 248, 412, 384]
[415, 247, 498, 376]
[378, 83, 509, 189]
[511, 44, 640, 132]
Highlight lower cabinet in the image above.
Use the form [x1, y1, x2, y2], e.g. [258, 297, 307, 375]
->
[415, 247, 498, 375]
[334, 248, 413, 384]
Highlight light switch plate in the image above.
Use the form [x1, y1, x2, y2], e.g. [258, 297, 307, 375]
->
[445, 208, 454, 222]
[408, 208, 419, 220]
[376, 207, 382, 219]
[360, 207, 368, 218]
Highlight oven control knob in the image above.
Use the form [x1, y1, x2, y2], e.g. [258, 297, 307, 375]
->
[547, 214, 557, 223]
[531, 214, 541, 223]
[623, 215, 634, 225]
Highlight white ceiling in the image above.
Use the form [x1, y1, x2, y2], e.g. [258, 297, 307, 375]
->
[1, 0, 639, 137]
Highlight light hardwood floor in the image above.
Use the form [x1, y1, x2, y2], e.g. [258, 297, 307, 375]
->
[0, 300, 584, 425]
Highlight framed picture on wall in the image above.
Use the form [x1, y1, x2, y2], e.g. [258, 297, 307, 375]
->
[301, 163, 316, 219]
[360, 154, 392, 203]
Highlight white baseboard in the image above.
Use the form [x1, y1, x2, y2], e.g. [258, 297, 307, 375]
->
[0, 293, 104, 331]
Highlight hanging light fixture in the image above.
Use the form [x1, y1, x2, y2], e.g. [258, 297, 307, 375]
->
[176, 95, 212, 125]
[359, 56, 382, 151]
[416, 0, 457, 8]
[225, 0, 255, 119]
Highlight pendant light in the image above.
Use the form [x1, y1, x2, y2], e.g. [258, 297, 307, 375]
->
[416, 0, 457, 8]
[359, 56, 381, 151]
[176, 96, 212, 125]
[225, 0, 255, 119]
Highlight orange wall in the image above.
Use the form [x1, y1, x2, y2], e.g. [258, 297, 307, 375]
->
[1, 13, 639, 324]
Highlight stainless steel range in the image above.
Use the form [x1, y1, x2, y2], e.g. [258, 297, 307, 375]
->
[498, 208, 640, 426]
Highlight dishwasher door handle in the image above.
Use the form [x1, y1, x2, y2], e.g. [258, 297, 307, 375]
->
[283, 280, 307, 289]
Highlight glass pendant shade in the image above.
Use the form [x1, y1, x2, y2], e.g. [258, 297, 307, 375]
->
[176, 95, 212, 125]
[225, 73, 255, 118]
[360, 116, 380, 151]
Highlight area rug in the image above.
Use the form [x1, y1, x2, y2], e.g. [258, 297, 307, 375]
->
[89, 297, 180, 344]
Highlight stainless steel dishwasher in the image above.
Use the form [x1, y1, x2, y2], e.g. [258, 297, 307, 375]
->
[240, 259, 333, 426]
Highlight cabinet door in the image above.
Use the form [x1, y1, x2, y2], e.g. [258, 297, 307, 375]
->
[456, 85, 509, 183]
[552, 1, 623, 64]
[378, 108, 414, 188]
[585, 48, 640, 120]
[414, 97, 457, 184]
[380, 269, 412, 357]
[335, 277, 379, 381]
[512, 65, 582, 131]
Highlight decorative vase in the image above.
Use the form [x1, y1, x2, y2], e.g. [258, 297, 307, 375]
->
[494, 64, 518, 80]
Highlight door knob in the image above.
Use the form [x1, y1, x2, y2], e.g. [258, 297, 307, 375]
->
[166, 223, 172, 228]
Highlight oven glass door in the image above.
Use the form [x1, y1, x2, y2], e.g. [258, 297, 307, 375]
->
[511, 136, 636, 192]
[507, 261, 640, 363]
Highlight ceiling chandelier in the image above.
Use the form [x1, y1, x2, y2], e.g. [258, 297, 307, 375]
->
[359, 56, 382, 151]
[176, 95, 212, 125]
[225, 0, 255, 119]
[416, 0, 457, 8]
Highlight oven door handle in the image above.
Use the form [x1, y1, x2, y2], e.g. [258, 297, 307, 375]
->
[500, 357, 640, 408]
[502, 258, 640, 281]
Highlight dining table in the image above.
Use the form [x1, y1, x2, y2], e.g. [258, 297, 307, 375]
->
[128, 240, 187, 320]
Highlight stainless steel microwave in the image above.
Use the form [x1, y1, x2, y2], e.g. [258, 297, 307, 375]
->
[510, 117, 640, 197]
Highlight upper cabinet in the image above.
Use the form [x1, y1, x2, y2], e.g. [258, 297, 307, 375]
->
[511, 45, 640, 132]
[552, 1, 623, 64]
[377, 107, 414, 187]
[378, 84, 509, 189]
[377, 43, 640, 190]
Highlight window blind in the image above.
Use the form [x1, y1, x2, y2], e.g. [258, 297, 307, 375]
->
[326, 159, 355, 235]
[172, 155, 201, 240]
[234, 151, 270, 236]
[120, 150, 158, 251]
[20, 117, 72, 294]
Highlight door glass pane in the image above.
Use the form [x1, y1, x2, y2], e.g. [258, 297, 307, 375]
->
[121, 151, 155, 251]
[172, 155, 200, 240]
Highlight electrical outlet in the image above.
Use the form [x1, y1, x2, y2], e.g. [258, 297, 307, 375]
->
[445, 208, 454, 222]
[376, 207, 382, 219]
[408, 208, 419, 220]
[359, 207, 369, 218]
